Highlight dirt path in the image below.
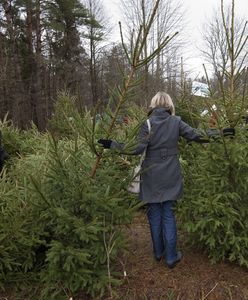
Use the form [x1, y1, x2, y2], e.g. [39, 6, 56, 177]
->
[117, 211, 248, 300]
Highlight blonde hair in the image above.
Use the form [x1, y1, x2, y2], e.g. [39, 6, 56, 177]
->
[149, 91, 175, 115]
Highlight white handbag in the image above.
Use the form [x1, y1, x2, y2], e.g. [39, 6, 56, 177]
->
[127, 119, 151, 194]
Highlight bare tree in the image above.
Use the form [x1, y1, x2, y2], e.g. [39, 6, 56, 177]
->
[201, 0, 248, 126]
[120, 0, 185, 103]
[201, 2, 247, 87]
[82, 0, 112, 106]
[0, 0, 29, 128]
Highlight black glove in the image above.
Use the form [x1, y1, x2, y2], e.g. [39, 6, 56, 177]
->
[192, 136, 210, 143]
[98, 139, 113, 149]
[222, 127, 235, 137]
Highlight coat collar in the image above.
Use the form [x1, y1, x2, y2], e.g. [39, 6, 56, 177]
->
[149, 107, 171, 117]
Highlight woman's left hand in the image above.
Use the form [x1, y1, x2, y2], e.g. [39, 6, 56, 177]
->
[222, 127, 235, 137]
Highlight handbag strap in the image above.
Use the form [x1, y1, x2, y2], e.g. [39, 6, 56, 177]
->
[147, 118, 151, 134]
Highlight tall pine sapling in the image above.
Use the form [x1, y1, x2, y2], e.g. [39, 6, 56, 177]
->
[178, 0, 248, 267]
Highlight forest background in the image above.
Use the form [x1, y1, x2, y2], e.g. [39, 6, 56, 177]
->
[1, 0, 246, 129]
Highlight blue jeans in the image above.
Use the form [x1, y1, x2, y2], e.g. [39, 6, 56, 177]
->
[146, 201, 177, 264]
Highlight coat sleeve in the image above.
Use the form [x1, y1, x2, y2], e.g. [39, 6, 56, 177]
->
[110, 121, 150, 155]
[132, 121, 150, 155]
[0, 145, 9, 172]
[179, 118, 207, 142]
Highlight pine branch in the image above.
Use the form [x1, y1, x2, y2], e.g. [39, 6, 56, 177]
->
[119, 22, 132, 66]
[89, 0, 177, 178]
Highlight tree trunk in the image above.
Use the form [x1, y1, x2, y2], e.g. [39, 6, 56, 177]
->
[2, 0, 29, 128]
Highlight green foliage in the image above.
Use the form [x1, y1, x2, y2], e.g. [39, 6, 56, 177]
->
[177, 1, 248, 267]
[34, 136, 135, 298]
[0, 93, 141, 299]
[48, 92, 82, 137]
[178, 127, 248, 267]
[0, 116, 46, 158]
[176, 97, 201, 128]
[0, 153, 47, 289]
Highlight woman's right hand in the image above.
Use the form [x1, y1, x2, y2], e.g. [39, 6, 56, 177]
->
[97, 139, 113, 149]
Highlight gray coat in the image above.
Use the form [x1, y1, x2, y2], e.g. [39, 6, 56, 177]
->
[132, 107, 201, 203]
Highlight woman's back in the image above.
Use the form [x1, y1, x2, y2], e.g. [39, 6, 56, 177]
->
[148, 108, 180, 151]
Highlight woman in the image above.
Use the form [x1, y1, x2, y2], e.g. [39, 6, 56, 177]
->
[98, 91, 207, 268]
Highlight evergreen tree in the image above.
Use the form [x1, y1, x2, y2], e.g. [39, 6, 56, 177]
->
[178, 0, 248, 267]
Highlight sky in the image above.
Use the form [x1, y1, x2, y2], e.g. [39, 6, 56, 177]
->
[102, 0, 248, 78]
